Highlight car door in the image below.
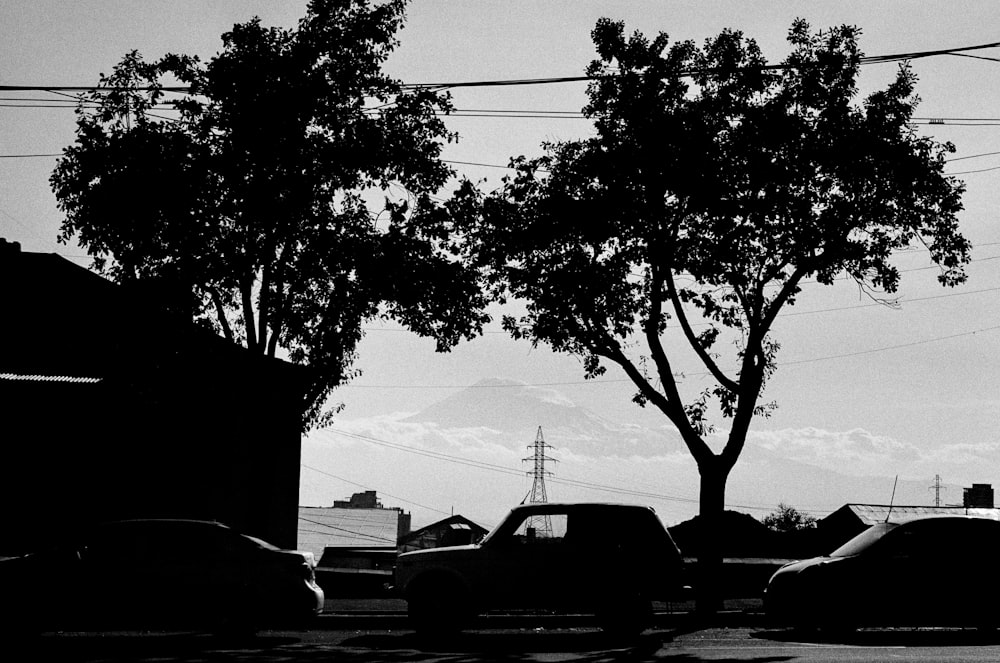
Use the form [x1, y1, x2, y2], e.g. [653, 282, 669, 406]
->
[930, 519, 1000, 625]
[483, 512, 570, 608]
[861, 519, 970, 625]
[74, 523, 168, 626]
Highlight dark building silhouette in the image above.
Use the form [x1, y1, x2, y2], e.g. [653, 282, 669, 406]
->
[964, 483, 995, 508]
[0, 241, 307, 554]
[333, 490, 382, 509]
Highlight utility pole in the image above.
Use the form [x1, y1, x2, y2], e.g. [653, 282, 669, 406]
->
[523, 426, 556, 537]
[930, 474, 944, 507]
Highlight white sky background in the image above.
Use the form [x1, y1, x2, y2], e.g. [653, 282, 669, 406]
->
[4, 2, 1000, 528]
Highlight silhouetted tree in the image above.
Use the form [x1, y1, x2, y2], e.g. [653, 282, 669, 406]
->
[51, 0, 487, 429]
[763, 503, 817, 533]
[440, 18, 969, 612]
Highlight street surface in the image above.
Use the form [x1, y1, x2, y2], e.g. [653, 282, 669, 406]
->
[15, 620, 1000, 662]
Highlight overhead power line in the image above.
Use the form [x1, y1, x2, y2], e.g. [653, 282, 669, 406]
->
[319, 426, 822, 514]
[781, 323, 1000, 367]
[2, 37, 999, 96]
[340, 320, 1000, 391]
[301, 463, 452, 516]
[322, 427, 703, 506]
[297, 515, 396, 544]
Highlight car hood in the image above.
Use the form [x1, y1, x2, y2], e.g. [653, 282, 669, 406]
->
[397, 544, 478, 560]
[772, 555, 849, 578]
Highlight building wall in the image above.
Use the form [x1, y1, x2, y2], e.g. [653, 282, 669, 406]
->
[964, 484, 995, 509]
[297, 506, 403, 559]
[0, 249, 305, 554]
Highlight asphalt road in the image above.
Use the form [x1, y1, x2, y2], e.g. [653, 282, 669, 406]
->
[15, 621, 1000, 662]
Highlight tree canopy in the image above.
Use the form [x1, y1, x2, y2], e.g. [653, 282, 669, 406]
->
[763, 502, 817, 533]
[439, 18, 969, 606]
[51, 0, 487, 429]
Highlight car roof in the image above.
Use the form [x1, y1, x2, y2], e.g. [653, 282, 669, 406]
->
[94, 518, 231, 528]
[507, 502, 656, 514]
[889, 513, 1000, 526]
[512, 502, 650, 508]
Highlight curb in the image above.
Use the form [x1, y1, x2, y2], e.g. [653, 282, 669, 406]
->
[313, 608, 770, 631]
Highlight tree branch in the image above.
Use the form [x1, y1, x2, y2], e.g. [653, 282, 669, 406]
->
[266, 272, 288, 358]
[257, 261, 271, 354]
[241, 276, 257, 351]
[642, 267, 694, 412]
[721, 264, 809, 469]
[760, 264, 809, 333]
[597, 327, 715, 466]
[663, 267, 739, 393]
[208, 286, 234, 342]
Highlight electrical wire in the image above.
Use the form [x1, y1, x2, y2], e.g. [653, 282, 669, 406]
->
[780, 323, 1000, 367]
[323, 427, 702, 506]
[338, 319, 1000, 391]
[318, 426, 830, 515]
[2, 37, 999, 96]
[296, 515, 396, 544]
[301, 463, 452, 516]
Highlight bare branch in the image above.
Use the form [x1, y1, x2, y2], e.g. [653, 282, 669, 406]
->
[241, 276, 257, 351]
[600, 337, 716, 466]
[663, 267, 739, 393]
[208, 287, 234, 342]
[257, 262, 271, 355]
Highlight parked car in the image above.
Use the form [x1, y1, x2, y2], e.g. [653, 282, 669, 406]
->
[0, 518, 324, 632]
[764, 515, 1000, 630]
[394, 502, 687, 635]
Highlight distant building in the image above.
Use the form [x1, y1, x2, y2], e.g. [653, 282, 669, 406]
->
[334, 490, 384, 509]
[0, 241, 306, 553]
[297, 491, 411, 560]
[964, 484, 995, 508]
[398, 514, 489, 553]
[818, 504, 1000, 552]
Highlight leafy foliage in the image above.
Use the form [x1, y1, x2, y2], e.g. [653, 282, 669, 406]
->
[762, 502, 818, 533]
[51, 0, 488, 429]
[443, 18, 968, 501]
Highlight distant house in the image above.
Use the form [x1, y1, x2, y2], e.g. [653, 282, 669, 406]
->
[398, 514, 489, 553]
[818, 504, 1000, 551]
[0, 241, 307, 553]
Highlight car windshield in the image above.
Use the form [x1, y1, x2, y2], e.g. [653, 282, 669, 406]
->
[829, 522, 898, 557]
[244, 535, 279, 551]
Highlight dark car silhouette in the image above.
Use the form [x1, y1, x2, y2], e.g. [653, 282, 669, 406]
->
[0, 518, 324, 633]
[765, 515, 1000, 630]
[394, 502, 687, 636]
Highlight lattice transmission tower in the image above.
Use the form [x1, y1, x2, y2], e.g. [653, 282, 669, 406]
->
[930, 474, 945, 507]
[522, 426, 557, 537]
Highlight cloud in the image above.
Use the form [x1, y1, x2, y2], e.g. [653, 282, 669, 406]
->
[921, 441, 1000, 477]
[301, 414, 700, 527]
[748, 427, 924, 477]
[300, 411, 1000, 530]
[746, 427, 1000, 488]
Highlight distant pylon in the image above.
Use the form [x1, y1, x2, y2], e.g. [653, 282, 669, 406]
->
[930, 474, 945, 507]
[523, 426, 557, 537]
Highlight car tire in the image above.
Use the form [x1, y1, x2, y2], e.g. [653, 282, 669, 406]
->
[406, 575, 472, 635]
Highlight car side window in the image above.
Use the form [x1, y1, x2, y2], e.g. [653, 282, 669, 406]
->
[880, 520, 965, 561]
[945, 520, 1000, 563]
[81, 525, 159, 565]
[502, 513, 568, 546]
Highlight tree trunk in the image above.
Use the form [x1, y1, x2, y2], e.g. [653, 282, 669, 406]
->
[695, 457, 729, 617]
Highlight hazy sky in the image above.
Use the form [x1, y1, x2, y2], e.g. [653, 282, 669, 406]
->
[4, 2, 1000, 526]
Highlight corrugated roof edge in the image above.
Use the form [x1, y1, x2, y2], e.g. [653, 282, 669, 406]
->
[0, 373, 102, 384]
